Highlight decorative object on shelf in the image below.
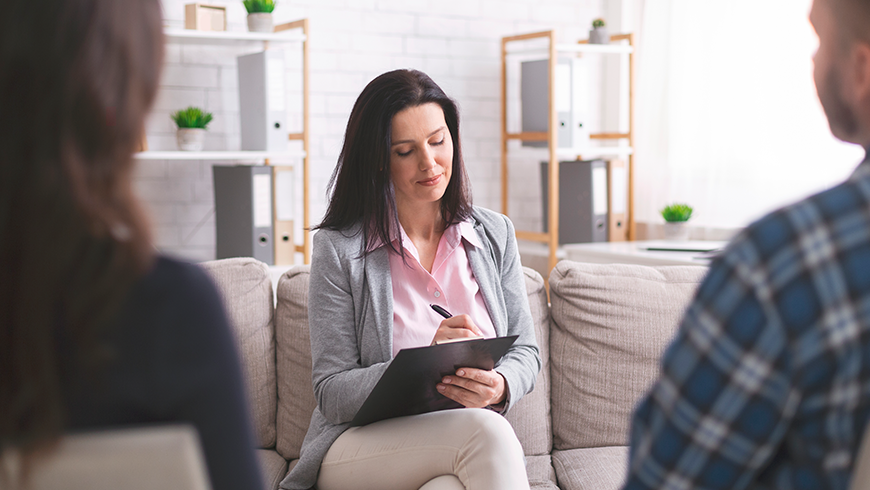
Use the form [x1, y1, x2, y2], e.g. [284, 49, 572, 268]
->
[660, 203, 693, 241]
[244, 0, 276, 33]
[184, 3, 227, 31]
[171, 106, 213, 151]
[589, 18, 608, 44]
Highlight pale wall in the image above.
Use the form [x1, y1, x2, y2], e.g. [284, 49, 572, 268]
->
[137, 0, 605, 262]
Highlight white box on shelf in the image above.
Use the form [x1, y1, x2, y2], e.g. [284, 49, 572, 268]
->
[184, 3, 226, 32]
[238, 50, 288, 152]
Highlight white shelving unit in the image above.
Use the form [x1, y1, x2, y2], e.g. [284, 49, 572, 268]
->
[554, 146, 633, 159]
[506, 43, 634, 56]
[501, 30, 637, 275]
[134, 150, 305, 161]
[140, 20, 311, 264]
[163, 27, 306, 45]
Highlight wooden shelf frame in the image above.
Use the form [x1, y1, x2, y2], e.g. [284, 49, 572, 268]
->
[501, 30, 637, 274]
[134, 150, 305, 160]
[156, 20, 312, 265]
[271, 19, 311, 264]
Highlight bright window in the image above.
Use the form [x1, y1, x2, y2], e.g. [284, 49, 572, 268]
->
[635, 0, 864, 229]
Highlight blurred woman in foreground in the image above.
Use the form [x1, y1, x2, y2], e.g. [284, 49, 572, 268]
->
[0, 1, 262, 488]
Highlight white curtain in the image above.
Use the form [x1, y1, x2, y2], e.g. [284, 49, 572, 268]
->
[634, 0, 864, 229]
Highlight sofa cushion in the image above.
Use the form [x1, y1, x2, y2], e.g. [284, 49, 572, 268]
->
[274, 265, 317, 461]
[549, 261, 706, 450]
[552, 446, 628, 490]
[505, 267, 552, 456]
[526, 454, 559, 489]
[201, 258, 277, 449]
[257, 448, 288, 490]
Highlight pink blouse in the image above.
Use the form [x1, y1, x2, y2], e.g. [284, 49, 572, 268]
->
[388, 221, 496, 356]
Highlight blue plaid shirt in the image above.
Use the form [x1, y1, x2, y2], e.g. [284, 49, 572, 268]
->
[624, 155, 870, 490]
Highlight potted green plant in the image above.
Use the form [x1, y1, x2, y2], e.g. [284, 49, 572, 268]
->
[171, 106, 213, 151]
[244, 0, 276, 33]
[589, 18, 608, 44]
[660, 203, 693, 241]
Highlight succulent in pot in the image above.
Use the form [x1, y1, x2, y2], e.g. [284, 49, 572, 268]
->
[660, 203, 693, 241]
[589, 18, 609, 45]
[171, 106, 213, 151]
[244, 0, 276, 33]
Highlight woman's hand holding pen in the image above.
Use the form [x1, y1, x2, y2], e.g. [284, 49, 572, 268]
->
[430, 314, 483, 345]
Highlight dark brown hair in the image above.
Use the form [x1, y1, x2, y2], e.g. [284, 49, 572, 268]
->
[315, 69, 473, 255]
[0, 0, 163, 455]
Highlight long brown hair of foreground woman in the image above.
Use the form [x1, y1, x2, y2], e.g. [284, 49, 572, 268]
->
[0, 0, 162, 461]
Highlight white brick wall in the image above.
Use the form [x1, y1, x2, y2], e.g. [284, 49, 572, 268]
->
[136, 0, 604, 262]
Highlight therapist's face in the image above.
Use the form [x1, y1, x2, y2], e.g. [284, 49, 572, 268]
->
[389, 102, 454, 213]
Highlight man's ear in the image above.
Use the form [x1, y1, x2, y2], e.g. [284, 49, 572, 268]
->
[851, 42, 870, 102]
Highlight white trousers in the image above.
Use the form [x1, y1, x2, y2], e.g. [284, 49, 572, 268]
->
[316, 409, 530, 490]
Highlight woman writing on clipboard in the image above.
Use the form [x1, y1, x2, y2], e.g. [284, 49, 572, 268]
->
[280, 70, 541, 490]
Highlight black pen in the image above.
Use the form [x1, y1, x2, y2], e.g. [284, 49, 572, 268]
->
[430, 304, 452, 319]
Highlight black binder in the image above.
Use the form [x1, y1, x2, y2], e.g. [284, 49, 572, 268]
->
[350, 335, 519, 427]
[213, 165, 274, 264]
[541, 159, 608, 244]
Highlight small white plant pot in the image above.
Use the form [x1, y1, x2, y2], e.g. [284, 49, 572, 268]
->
[589, 26, 609, 44]
[663, 222, 690, 241]
[247, 13, 274, 33]
[176, 128, 205, 151]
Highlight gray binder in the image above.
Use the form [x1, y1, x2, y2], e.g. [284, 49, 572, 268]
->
[213, 165, 274, 264]
[521, 58, 589, 149]
[541, 160, 608, 244]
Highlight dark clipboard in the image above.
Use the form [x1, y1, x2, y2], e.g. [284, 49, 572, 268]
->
[350, 335, 519, 427]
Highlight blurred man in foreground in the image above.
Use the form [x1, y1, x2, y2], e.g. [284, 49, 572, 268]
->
[624, 0, 870, 488]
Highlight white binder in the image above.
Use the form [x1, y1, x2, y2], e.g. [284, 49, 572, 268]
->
[237, 50, 288, 152]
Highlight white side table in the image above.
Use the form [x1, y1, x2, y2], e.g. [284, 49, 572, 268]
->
[562, 240, 728, 267]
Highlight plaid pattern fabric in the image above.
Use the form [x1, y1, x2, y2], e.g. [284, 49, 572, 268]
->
[624, 157, 870, 490]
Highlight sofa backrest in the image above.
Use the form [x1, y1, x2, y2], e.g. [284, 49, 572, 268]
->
[504, 267, 553, 456]
[201, 258, 277, 449]
[274, 265, 315, 461]
[548, 261, 707, 451]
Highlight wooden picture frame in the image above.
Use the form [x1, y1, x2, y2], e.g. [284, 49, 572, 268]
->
[184, 3, 227, 32]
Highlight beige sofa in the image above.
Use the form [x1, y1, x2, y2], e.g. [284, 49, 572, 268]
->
[201, 257, 707, 490]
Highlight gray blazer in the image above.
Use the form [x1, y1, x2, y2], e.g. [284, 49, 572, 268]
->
[279, 206, 541, 490]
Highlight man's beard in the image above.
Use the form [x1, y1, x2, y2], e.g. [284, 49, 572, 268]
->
[819, 66, 860, 142]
